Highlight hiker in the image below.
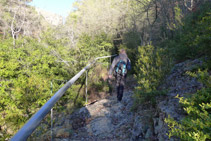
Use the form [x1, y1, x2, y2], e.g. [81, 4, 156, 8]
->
[108, 49, 131, 102]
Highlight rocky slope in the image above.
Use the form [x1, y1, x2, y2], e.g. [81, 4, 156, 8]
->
[131, 58, 204, 141]
[152, 59, 203, 140]
[36, 59, 204, 141]
[36, 8, 63, 26]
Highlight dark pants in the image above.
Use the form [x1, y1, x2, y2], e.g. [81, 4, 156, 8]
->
[116, 74, 125, 101]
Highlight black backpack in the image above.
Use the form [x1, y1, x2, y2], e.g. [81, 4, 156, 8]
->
[115, 60, 127, 76]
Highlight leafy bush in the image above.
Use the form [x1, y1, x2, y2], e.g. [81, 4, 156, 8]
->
[0, 30, 114, 139]
[135, 45, 167, 92]
[165, 70, 211, 141]
[132, 45, 170, 109]
[76, 32, 113, 67]
[0, 37, 69, 138]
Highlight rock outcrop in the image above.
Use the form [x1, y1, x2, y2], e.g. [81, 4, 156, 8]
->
[130, 59, 204, 140]
[36, 8, 63, 26]
[154, 59, 203, 140]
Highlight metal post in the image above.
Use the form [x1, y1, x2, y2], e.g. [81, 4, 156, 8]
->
[51, 108, 53, 141]
[107, 57, 109, 69]
[50, 81, 53, 141]
[85, 70, 88, 106]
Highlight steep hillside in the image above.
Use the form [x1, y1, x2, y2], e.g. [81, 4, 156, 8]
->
[33, 58, 207, 141]
[1, 0, 210, 140]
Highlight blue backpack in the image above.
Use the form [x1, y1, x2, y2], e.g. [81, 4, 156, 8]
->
[115, 60, 127, 76]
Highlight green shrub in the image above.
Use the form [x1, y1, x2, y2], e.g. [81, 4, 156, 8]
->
[167, 2, 211, 61]
[165, 70, 211, 141]
[0, 37, 69, 138]
[0, 30, 114, 138]
[132, 44, 170, 109]
[135, 45, 167, 92]
[76, 32, 113, 67]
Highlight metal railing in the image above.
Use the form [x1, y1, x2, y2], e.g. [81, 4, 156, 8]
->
[11, 55, 117, 141]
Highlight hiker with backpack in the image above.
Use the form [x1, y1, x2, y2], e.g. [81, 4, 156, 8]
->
[108, 49, 131, 102]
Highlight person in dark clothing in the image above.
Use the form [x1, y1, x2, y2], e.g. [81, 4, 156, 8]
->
[108, 49, 131, 101]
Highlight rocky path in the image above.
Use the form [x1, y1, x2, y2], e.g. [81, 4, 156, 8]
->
[69, 91, 134, 140]
[49, 78, 137, 141]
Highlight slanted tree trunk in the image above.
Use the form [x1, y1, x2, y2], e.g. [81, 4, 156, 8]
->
[10, 3, 26, 48]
